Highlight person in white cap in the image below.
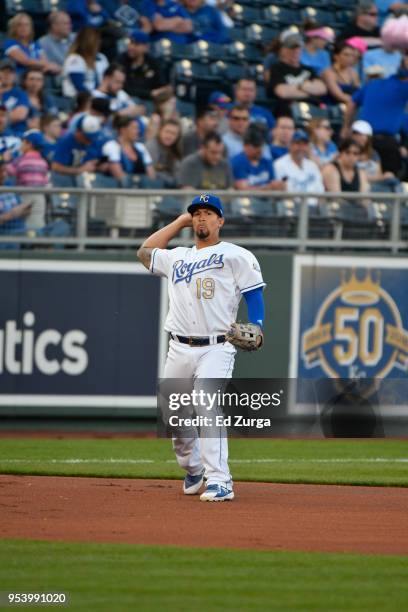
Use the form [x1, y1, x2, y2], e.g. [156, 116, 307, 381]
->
[351, 119, 401, 189]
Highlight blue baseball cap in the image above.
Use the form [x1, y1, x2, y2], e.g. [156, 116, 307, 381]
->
[208, 91, 232, 109]
[188, 194, 224, 217]
[292, 129, 309, 143]
[22, 129, 46, 149]
[130, 29, 150, 44]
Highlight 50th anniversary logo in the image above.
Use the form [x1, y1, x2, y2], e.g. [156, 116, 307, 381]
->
[291, 257, 408, 381]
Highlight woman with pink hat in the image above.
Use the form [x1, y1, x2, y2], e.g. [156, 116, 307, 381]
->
[300, 23, 335, 76]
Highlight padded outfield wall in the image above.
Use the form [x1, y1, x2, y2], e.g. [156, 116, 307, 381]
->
[0, 251, 407, 417]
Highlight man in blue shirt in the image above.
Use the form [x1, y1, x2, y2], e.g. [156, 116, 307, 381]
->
[343, 60, 408, 173]
[183, 0, 230, 44]
[234, 78, 275, 133]
[0, 59, 30, 136]
[52, 114, 101, 182]
[140, 0, 193, 44]
[231, 128, 286, 190]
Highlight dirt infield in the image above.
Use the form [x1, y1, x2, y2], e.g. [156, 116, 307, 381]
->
[1, 475, 408, 555]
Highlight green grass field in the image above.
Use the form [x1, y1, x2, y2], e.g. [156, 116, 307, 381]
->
[0, 438, 407, 486]
[1, 540, 407, 612]
[1, 438, 407, 611]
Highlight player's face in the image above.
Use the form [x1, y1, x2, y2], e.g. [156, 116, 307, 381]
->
[192, 207, 224, 241]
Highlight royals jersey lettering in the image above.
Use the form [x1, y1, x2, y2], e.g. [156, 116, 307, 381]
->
[150, 241, 265, 336]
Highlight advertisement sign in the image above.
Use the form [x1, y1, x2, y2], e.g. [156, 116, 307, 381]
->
[0, 260, 162, 408]
[290, 256, 408, 380]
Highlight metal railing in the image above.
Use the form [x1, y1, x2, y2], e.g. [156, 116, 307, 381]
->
[0, 186, 407, 252]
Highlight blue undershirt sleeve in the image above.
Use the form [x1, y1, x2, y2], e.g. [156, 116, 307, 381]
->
[243, 287, 265, 327]
[70, 72, 87, 92]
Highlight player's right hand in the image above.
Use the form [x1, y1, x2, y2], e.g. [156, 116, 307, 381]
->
[178, 212, 193, 228]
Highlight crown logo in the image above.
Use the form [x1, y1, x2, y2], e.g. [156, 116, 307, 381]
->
[340, 269, 380, 305]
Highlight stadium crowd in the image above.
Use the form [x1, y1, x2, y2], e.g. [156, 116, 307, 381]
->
[0, 0, 408, 239]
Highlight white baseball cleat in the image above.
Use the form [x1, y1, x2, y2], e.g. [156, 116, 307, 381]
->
[183, 470, 205, 495]
[200, 483, 234, 502]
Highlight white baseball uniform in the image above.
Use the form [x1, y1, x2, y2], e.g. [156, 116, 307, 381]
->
[150, 240, 265, 485]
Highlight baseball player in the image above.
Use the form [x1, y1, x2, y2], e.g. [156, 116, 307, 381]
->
[138, 193, 265, 501]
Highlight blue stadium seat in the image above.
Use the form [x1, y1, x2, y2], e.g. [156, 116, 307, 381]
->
[43, 0, 69, 11]
[334, 9, 354, 26]
[245, 24, 279, 46]
[301, 7, 338, 28]
[6, 0, 45, 14]
[249, 63, 266, 84]
[190, 40, 229, 63]
[291, 102, 329, 128]
[152, 39, 193, 63]
[210, 60, 251, 83]
[232, 5, 265, 25]
[263, 5, 298, 26]
[229, 26, 247, 43]
[227, 41, 263, 63]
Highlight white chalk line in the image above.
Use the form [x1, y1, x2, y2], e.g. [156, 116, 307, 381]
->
[0, 458, 407, 465]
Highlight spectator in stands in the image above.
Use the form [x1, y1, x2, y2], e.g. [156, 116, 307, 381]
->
[21, 69, 58, 127]
[4, 13, 60, 76]
[234, 77, 275, 131]
[269, 115, 295, 161]
[376, 0, 408, 26]
[92, 64, 142, 116]
[351, 119, 401, 189]
[338, 1, 381, 48]
[40, 114, 62, 163]
[68, 0, 123, 61]
[51, 113, 100, 181]
[222, 104, 250, 159]
[146, 118, 182, 187]
[342, 56, 408, 175]
[182, 0, 230, 44]
[301, 24, 335, 76]
[0, 59, 30, 136]
[140, 0, 193, 44]
[208, 90, 231, 134]
[0, 161, 32, 242]
[231, 127, 286, 191]
[308, 118, 338, 168]
[62, 27, 109, 98]
[0, 104, 22, 161]
[108, 114, 155, 185]
[274, 129, 325, 204]
[177, 131, 233, 189]
[322, 41, 361, 105]
[119, 29, 167, 100]
[68, 0, 110, 30]
[6, 130, 49, 229]
[362, 42, 401, 81]
[145, 85, 180, 140]
[322, 138, 369, 193]
[181, 107, 219, 157]
[69, 95, 112, 133]
[39, 11, 75, 69]
[266, 29, 327, 116]
[110, 0, 142, 34]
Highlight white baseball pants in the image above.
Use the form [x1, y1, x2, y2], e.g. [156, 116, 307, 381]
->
[163, 338, 236, 485]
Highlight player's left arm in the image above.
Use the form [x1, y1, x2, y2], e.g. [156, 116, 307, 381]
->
[243, 287, 265, 328]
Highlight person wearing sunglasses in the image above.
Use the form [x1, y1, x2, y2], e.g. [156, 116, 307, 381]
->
[338, 0, 381, 48]
[308, 118, 338, 169]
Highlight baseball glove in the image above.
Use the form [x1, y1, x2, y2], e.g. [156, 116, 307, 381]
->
[225, 322, 263, 352]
